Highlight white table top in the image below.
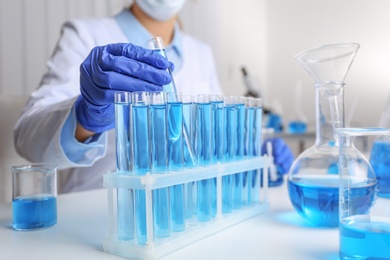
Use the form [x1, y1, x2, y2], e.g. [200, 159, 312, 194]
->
[0, 180, 340, 260]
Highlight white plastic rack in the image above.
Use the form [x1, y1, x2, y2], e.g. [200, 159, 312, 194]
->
[103, 156, 272, 259]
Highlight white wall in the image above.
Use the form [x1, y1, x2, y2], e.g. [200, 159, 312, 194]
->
[1, 0, 389, 126]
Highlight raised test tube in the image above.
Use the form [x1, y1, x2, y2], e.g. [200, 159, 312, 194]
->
[150, 91, 170, 238]
[223, 96, 237, 213]
[166, 92, 185, 232]
[115, 91, 134, 241]
[132, 91, 150, 245]
[195, 94, 212, 222]
[147, 37, 196, 167]
[233, 96, 246, 209]
[210, 94, 224, 217]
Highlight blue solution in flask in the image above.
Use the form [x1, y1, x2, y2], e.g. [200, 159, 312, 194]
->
[195, 98, 212, 222]
[115, 92, 134, 241]
[150, 99, 170, 238]
[132, 93, 150, 245]
[340, 218, 390, 259]
[12, 195, 57, 230]
[370, 140, 390, 198]
[288, 176, 375, 227]
[223, 100, 237, 213]
[167, 98, 185, 232]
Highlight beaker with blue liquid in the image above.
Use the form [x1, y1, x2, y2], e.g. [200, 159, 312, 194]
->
[288, 43, 360, 227]
[337, 128, 390, 259]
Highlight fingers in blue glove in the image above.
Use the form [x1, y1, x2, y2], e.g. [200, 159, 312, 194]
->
[262, 137, 294, 174]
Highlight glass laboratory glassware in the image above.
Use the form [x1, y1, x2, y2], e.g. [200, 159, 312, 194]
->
[114, 91, 134, 241]
[149, 91, 170, 238]
[132, 91, 150, 245]
[222, 96, 236, 213]
[210, 94, 224, 217]
[337, 128, 390, 260]
[148, 37, 196, 167]
[12, 163, 57, 231]
[166, 92, 185, 232]
[288, 43, 360, 227]
[195, 94, 212, 222]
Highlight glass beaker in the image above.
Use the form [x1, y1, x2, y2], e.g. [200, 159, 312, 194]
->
[337, 127, 390, 259]
[12, 163, 57, 231]
[288, 43, 360, 227]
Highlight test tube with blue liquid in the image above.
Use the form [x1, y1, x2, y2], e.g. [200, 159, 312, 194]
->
[222, 96, 237, 213]
[195, 94, 212, 222]
[147, 37, 196, 168]
[210, 95, 224, 217]
[132, 91, 150, 245]
[114, 91, 134, 241]
[182, 94, 197, 220]
[166, 92, 185, 231]
[233, 96, 246, 209]
[251, 98, 263, 203]
[243, 97, 255, 206]
[150, 91, 170, 238]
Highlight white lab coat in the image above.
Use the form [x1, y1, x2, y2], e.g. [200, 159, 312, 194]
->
[14, 15, 222, 193]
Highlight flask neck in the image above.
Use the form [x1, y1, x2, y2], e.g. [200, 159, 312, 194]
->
[314, 82, 345, 146]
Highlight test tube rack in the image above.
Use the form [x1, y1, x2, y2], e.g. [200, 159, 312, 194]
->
[103, 156, 272, 259]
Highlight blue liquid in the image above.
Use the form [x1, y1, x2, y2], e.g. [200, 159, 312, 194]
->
[196, 102, 212, 222]
[233, 103, 245, 209]
[244, 107, 254, 205]
[115, 101, 135, 241]
[266, 113, 283, 133]
[183, 102, 196, 219]
[167, 102, 185, 231]
[370, 141, 390, 197]
[211, 101, 224, 216]
[288, 121, 307, 134]
[288, 176, 375, 227]
[150, 104, 170, 238]
[340, 217, 390, 259]
[133, 104, 150, 245]
[251, 107, 262, 202]
[223, 104, 237, 213]
[12, 195, 57, 230]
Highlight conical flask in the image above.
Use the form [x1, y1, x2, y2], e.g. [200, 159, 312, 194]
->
[288, 43, 360, 227]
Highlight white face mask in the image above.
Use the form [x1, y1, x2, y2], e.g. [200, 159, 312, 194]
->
[135, 0, 187, 21]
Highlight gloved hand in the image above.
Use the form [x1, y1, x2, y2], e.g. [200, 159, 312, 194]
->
[75, 43, 174, 133]
[262, 137, 294, 174]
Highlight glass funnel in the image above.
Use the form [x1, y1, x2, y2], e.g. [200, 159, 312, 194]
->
[288, 43, 360, 227]
[337, 127, 390, 260]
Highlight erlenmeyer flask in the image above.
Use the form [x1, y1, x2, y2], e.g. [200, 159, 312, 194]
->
[288, 43, 360, 227]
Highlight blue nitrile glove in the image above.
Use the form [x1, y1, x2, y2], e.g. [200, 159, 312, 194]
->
[261, 137, 294, 186]
[75, 43, 174, 133]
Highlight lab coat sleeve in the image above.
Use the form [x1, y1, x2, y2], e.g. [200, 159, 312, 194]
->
[14, 20, 107, 169]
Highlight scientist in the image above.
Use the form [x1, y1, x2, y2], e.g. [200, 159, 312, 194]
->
[14, 0, 293, 193]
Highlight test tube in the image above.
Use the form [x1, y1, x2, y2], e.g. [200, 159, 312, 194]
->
[210, 94, 224, 217]
[244, 97, 255, 206]
[132, 91, 150, 245]
[223, 96, 237, 213]
[150, 91, 170, 238]
[233, 96, 246, 209]
[115, 91, 134, 241]
[147, 37, 196, 168]
[182, 94, 196, 220]
[166, 92, 185, 232]
[195, 94, 212, 222]
[252, 98, 263, 203]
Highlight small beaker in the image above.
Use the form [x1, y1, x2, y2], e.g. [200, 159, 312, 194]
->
[12, 163, 57, 231]
[337, 127, 390, 259]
